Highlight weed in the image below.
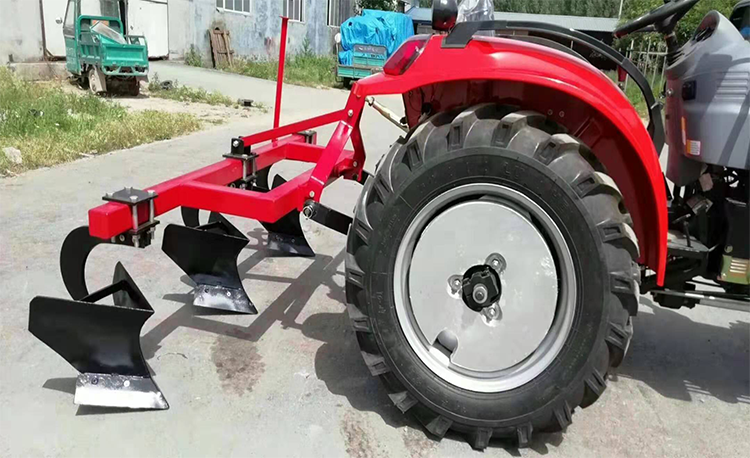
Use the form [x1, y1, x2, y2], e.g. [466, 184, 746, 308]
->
[185, 45, 203, 68]
[224, 51, 338, 88]
[0, 68, 200, 175]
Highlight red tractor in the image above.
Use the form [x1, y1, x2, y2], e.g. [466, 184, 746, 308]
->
[29, 0, 748, 450]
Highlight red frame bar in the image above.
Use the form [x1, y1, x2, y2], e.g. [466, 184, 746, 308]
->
[88, 99, 365, 240]
[274, 16, 289, 129]
[87, 17, 370, 241]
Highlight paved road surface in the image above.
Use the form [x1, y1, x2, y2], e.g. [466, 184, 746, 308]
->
[1, 65, 748, 458]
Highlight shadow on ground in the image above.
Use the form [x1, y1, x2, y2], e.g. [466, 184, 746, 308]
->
[615, 296, 750, 405]
[45, 225, 749, 453]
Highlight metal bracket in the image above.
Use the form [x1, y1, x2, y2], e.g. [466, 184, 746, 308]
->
[224, 139, 258, 189]
[103, 187, 159, 248]
[298, 130, 317, 144]
[302, 200, 352, 235]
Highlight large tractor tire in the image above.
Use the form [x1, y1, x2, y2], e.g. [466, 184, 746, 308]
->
[345, 104, 640, 449]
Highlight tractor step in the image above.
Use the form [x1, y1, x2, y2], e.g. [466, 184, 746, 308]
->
[29, 262, 168, 410]
[162, 213, 258, 314]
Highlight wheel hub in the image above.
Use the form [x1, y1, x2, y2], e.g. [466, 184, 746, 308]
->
[455, 260, 503, 312]
[394, 184, 576, 393]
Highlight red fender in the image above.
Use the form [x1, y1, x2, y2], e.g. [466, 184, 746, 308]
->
[354, 35, 666, 284]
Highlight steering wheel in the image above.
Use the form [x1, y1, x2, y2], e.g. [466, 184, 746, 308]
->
[614, 0, 701, 38]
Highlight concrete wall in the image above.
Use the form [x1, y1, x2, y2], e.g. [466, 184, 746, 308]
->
[168, 0, 353, 62]
[0, 0, 45, 64]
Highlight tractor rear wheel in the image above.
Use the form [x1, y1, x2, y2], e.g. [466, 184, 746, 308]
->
[345, 104, 640, 449]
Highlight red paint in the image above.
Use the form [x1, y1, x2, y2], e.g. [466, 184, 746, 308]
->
[88, 134, 356, 238]
[274, 16, 289, 129]
[355, 35, 667, 283]
[86, 33, 667, 283]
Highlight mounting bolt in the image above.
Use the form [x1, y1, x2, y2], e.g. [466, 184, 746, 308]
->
[448, 275, 462, 294]
[309, 190, 315, 198]
[547, 109, 553, 116]
[347, 109, 354, 118]
[226, 291, 231, 297]
[726, 245, 733, 253]
[483, 304, 500, 320]
[232, 140, 241, 148]
[302, 204, 315, 219]
[559, 111, 565, 118]
[91, 377, 98, 385]
[353, 161, 358, 167]
[486, 253, 506, 273]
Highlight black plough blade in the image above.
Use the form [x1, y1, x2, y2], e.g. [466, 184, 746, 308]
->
[60, 226, 108, 300]
[162, 213, 257, 314]
[29, 262, 168, 410]
[254, 169, 315, 257]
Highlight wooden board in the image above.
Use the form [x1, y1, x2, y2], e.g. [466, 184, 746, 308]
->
[210, 28, 234, 68]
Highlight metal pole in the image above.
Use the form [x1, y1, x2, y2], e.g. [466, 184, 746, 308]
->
[618, 0, 625, 19]
[274, 16, 289, 129]
[624, 40, 634, 91]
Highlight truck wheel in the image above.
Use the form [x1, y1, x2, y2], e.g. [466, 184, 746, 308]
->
[345, 104, 639, 449]
[128, 78, 141, 97]
[88, 68, 105, 95]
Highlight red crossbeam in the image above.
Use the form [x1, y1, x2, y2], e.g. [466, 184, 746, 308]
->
[88, 133, 355, 239]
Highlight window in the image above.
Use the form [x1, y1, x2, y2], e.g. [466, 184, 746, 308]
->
[81, 0, 120, 18]
[283, 0, 305, 22]
[327, 0, 341, 27]
[63, 0, 76, 31]
[217, 0, 251, 14]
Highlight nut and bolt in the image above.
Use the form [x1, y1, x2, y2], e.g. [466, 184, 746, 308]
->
[309, 190, 315, 198]
[353, 161, 358, 167]
[483, 304, 500, 320]
[347, 109, 354, 118]
[448, 275, 462, 294]
[486, 253, 506, 273]
[232, 140, 241, 148]
[302, 205, 314, 218]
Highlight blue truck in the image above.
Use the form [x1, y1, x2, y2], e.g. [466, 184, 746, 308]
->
[336, 9, 414, 87]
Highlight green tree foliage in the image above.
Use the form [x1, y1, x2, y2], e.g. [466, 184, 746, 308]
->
[358, 0, 396, 11]
[619, 0, 738, 43]
[493, 0, 620, 17]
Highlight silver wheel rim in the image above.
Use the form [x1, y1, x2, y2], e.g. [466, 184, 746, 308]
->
[394, 183, 576, 393]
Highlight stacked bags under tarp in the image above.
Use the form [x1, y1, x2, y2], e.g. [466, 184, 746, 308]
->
[338, 9, 414, 66]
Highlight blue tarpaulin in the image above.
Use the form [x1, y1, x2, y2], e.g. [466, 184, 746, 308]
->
[338, 10, 414, 66]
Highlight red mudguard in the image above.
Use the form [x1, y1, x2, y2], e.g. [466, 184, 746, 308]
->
[354, 35, 667, 284]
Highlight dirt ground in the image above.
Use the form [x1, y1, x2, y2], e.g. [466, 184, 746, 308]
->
[61, 78, 259, 125]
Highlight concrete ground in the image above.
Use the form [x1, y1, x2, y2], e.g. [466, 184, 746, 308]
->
[1, 64, 748, 458]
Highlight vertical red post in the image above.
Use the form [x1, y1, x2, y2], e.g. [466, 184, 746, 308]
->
[274, 16, 289, 129]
